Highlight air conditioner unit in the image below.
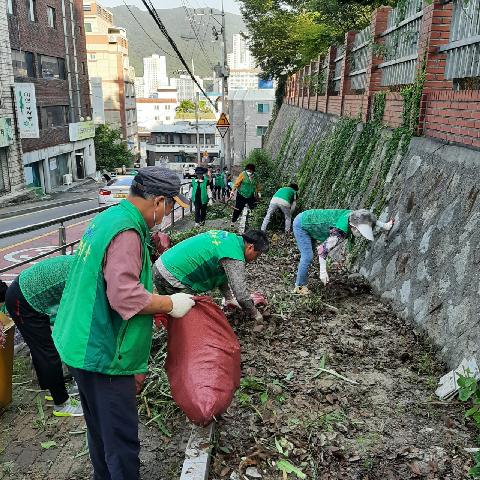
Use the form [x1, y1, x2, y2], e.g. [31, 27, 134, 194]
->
[63, 174, 73, 185]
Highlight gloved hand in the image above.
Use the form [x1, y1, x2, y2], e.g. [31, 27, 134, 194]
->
[208, 199, 213, 206]
[168, 293, 195, 318]
[224, 298, 241, 311]
[257, 192, 262, 199]
[319, 260, 329, 286]
[384, 218, 395, 231]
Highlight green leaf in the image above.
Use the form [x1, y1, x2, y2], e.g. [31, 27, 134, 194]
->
[276, 459, 306, 479]
[319, 354, 326, 370]
[41, 441, 57, 449]
[218, 446, 231, 454]
[285, 371, 294, 381]
[275, 437, 284, 455]
[260, 392, 269, 405]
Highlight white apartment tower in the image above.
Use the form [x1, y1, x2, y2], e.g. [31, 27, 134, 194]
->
[143, 54, 169, 96]
[230, 34, 255, 69]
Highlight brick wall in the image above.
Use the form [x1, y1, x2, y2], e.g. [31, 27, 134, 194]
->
[328, 97, 342, 116]
[343, 95, 368, 119]
[382, 93, 404, 129]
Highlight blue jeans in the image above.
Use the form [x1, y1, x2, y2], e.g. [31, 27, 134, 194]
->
[293, 213, 314, 286]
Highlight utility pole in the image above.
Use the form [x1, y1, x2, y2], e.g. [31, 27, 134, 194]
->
[221, 0, 232, 171]
[195, 91, 201, 165]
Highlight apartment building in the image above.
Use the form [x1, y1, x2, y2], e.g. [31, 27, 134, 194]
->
[143, 54, 169, 96]
[83, 0, 138, 154]
[7, 0, 95, 192]
[136, 86, 177, 131]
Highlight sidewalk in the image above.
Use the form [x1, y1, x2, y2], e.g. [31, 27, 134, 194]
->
[0, 179, 100, 220]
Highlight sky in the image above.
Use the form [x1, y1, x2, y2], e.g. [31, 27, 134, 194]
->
[99, 0, 241, 15]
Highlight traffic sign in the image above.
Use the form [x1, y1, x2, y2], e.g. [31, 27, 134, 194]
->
[217, 126, 229, 138]
[216, 112, 230, 127]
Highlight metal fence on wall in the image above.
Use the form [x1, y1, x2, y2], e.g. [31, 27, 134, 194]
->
[442, 0, 480, 80]
[379, 0, 423, 86]
[350, 26, 371, 91]
[332, 45, 345, 92]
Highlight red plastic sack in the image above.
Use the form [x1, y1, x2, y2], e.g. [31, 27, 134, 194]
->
[150, 231, 171, 262]
[157, 296, 241, 426]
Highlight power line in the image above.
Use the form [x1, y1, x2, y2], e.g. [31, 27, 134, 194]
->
[140, 0, 216, 110]
[122, 1, 176, 59]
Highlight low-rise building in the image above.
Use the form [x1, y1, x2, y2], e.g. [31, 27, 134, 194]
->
[228, 89, 275, 165]
[136, 87, 177, 131]
[146, 121, 219, 166]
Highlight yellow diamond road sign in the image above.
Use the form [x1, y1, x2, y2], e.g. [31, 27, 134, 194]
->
[216, 113, 230, 138]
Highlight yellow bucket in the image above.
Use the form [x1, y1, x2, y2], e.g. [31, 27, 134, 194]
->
[0, 311, 15, 411]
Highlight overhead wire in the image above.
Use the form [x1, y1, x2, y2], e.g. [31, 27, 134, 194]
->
[139, 0, 216, 109]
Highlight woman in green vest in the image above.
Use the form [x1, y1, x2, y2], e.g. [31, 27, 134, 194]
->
[190, 167, 213, 227]
[230, 163, 260, 226]
[213, 168, 226, 201]
[154, 229, 270, 321]
[4, 255, 82, 417]
[261, 183, 299, 233]
[52, 167, 195, 480]
[293, 209, 394, 295]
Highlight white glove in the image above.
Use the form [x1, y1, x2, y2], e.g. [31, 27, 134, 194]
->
[208, 199, 213, 206]
[319, 259, 329, 286]
[376, 218, 395, 232]
[168, 293, 195, 318]
[257, 192, 262, 199]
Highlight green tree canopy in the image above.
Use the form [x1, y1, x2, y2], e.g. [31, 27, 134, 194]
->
[176, 100, 196, 113]
[94, 124, 133, 172]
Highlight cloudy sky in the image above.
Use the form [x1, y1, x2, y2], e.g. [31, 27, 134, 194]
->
[100, 0, 241, 15]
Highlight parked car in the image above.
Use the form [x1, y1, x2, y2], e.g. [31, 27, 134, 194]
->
[98, 175, 134, 205]
[183, 163, 197, 179]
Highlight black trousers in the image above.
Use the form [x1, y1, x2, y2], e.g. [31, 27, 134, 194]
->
[194, 198, 207, 223]
[214, 185, 224, 200]
[5, 279, 69, 405]
[70, 367, 140, 480]
[232, 193, 257, 222]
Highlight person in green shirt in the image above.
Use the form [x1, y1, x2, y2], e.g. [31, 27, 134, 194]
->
[230, 163, 261, 226]
[261, 183, 299, 233]
[292, 209, 394, 295]
[190, 167, 213, 227]
[4, 256, 81, 416]
[213, 168, 227, 201]
[154, 229, 269, 321]
[52, 167, 195, 480]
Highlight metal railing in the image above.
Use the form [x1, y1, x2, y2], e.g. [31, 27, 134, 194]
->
[0, 182, 192, 276]
[350, 26, 371, 91]
[333, 45, 345, 93]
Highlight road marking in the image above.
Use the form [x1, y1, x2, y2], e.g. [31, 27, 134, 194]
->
[0, 218, 91, 253]
[0, 199, 97, 223]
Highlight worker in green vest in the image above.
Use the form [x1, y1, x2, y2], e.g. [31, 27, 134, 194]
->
[52, 167, 195, 480]
[293, 209, 394, 295]
[213, 168, 226, 201]
[261, 183, 299, 233]
[154, 229, 269, 321]
[4, 256, 82, 417]
[230, 163, 260, 226]
[190, 167, 213, 227]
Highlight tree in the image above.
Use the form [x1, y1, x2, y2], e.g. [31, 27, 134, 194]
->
[94, 124, 133, 172]
[176, 100, 196, 113]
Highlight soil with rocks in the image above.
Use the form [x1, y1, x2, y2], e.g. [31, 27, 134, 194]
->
[209, 235, 477, 480]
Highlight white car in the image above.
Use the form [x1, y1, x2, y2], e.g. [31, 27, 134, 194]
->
[98, 175, 134, 205]
[183, 163, 197, 179]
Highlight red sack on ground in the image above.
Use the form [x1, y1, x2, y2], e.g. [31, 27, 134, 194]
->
[157, 296, 241, 426]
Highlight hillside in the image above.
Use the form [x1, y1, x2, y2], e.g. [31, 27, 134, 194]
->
[110, 5, 246, 78]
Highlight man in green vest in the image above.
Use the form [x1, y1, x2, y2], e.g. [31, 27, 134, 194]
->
[190, 167, 213, 227]
[261, 183, 299, 233]
[52, 167, 195, 480]
[154, 229, 269, 321]
[292, 209, 394, 295]
[230, 163, 260, 226]
[213, 168, 226, 201]
[4, 255, 82, 416]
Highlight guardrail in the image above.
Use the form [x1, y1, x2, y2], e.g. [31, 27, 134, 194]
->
[0, 182, 192, 276]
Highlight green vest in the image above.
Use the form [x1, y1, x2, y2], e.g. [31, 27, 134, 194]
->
[215, 173, 225, 188]
[238, 172, 257, 198]
[160, 230, 245, 292]
[273, 187, 296, 204]
[52, 200, 154, 375]
[301, 209, 352, 242]
[192, 178, 208, 204]
[19, 255, 74, 323]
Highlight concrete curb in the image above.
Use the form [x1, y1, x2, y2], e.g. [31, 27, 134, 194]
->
[180, 424, 215, 480]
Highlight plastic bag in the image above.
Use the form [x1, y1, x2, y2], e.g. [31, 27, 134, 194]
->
[156, 296, 241, 426]
[150, 232, 171, 262]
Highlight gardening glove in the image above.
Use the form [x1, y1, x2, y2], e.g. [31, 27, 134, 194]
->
[257, 192, 262, 199]
[319, 258, 329, 286]
[208, 199, 213, 206]
[376, 217, 395, 232]
[168, 293, 195, 318]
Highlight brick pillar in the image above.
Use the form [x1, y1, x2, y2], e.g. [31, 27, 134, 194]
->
[315, 54, 322, 111]
[339, 31, 357, 115]
[416, 0, 453, 134]
[324, 46, 337, 113]
[303, 64, 311, 109]
[364, 6, 391, 121]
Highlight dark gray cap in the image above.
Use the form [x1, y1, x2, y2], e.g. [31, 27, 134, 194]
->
[132, 166, 189, 208]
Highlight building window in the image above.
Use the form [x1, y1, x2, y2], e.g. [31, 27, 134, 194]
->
[83, 3, 91, 10]
[27, 0, 36, 21]
[88, 53, 96, 61]
[47, 6, 55, 27]
[256, 126, 268, 137]
[81, 62, 87, 75]
[257, 103, 270, 114]
[38, 55, 66, 80]
[154, 105, 159, 110]
[84, 22, 92, 32]
[7, 0, 13, 15]
[11, 50, 35, 77]
[165, 105, 171, 110]
[41, 105, 68, 128]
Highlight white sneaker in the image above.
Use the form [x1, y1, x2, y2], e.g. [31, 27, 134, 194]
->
[45, 382, 79, 401]
[53, 397, 84, 417]
[195, 222, 200, 227]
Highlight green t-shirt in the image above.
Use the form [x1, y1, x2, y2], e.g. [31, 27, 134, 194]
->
[215, 174, 226, 188]
[273, 187, 297, 204]
[160, 230, 245, 292]
[19, 255, 74, 320]
[300, 209, 352, 242]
